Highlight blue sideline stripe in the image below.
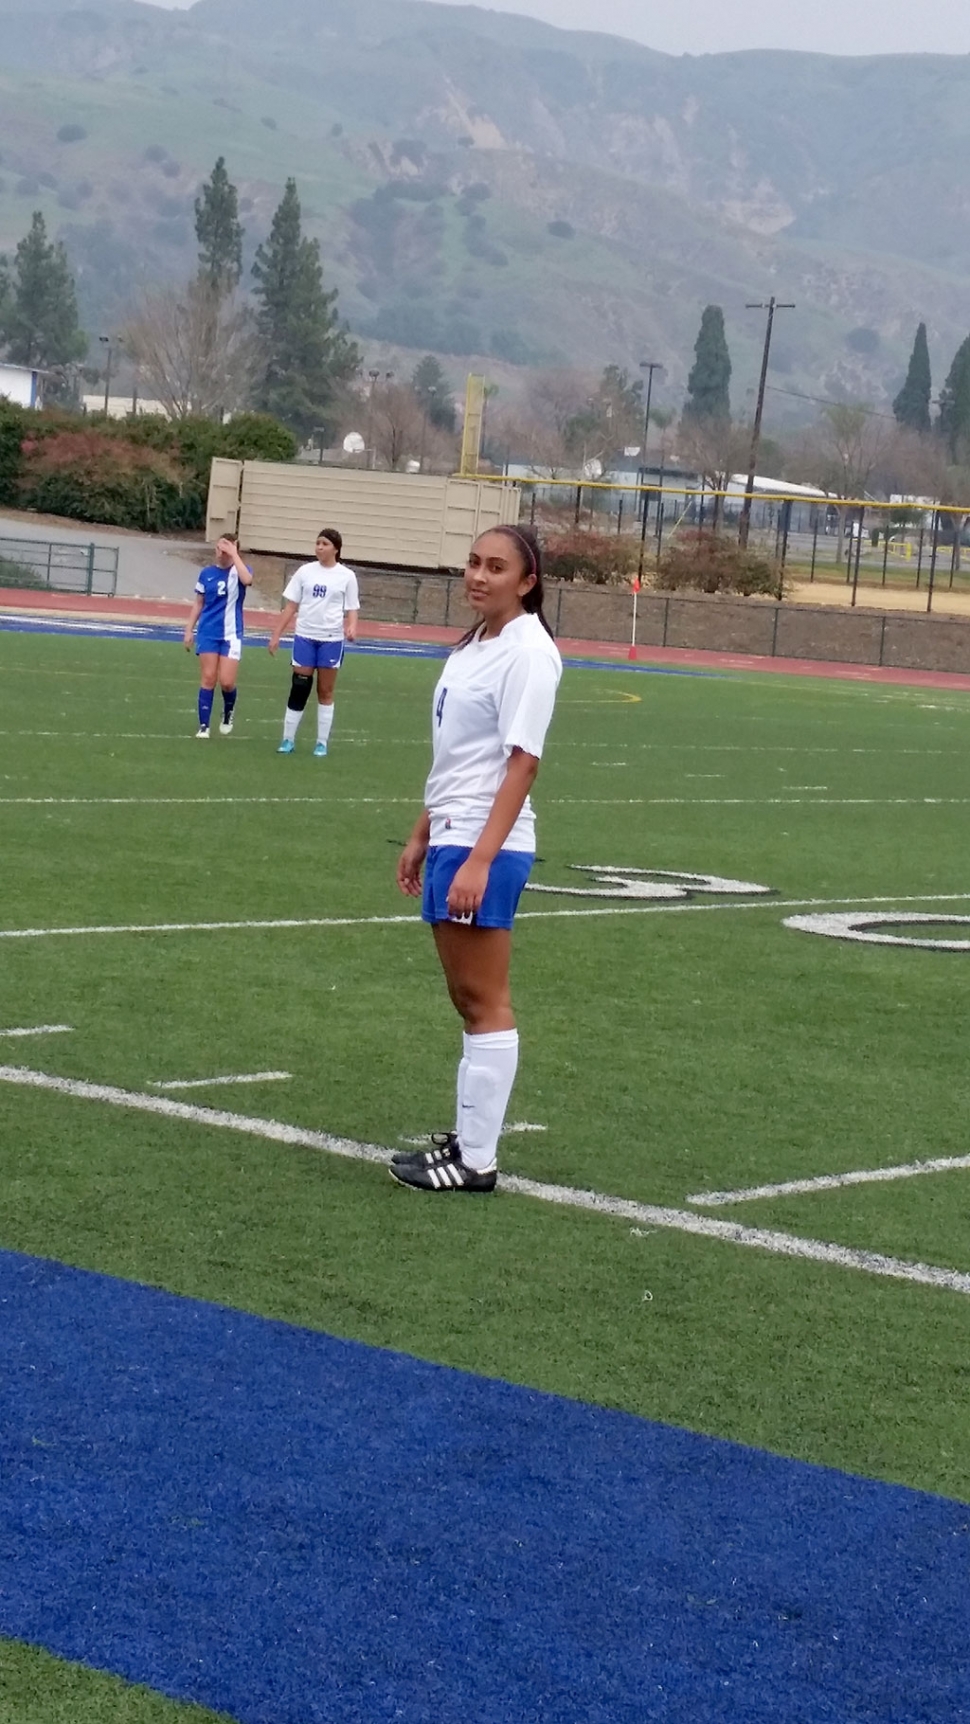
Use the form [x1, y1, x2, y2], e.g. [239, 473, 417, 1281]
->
[0, 1248, 965, 1723]
[0, 614, 715, 675]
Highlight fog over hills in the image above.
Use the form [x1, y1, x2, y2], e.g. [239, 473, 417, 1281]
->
[1, 0, 969, 410]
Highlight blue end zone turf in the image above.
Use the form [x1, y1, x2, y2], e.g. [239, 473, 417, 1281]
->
[1, 1248, 965, 1723]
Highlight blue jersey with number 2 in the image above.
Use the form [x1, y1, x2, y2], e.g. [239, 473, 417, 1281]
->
[195, 564, 245, 649]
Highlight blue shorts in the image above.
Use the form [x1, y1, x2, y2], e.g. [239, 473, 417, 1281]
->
[293, 636, 344, 671]
[422, 846, 535, 930]
[196, 636, 241, 661]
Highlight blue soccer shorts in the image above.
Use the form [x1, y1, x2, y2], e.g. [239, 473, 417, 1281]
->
[422, 845, 535, 930]
[196, 636, 241, 661]
[293, 637, 344, 670]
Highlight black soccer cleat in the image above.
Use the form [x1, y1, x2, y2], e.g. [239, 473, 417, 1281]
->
[389, 1141, 497, 1193]
[391, 1131, 459, 1168]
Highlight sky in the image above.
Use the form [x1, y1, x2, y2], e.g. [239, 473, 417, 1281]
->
[155, 0, 970, 57]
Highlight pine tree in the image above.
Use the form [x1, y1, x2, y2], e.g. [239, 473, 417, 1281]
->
[684, 305, 731, 422]
[411, 355, 455, 431]
[0, 212, 86, 369]
[893, 322, 932, 434]
[938, 334, 970, 458]
[194, 157, 243, 294]
[251, 179, 359, 440]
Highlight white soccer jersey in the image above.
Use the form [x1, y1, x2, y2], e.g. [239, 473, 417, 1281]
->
[424, 612, 562, 852]
[283, 561, 360, 641]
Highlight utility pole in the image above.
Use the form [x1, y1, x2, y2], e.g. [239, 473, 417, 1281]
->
[738, 298, 794, 548]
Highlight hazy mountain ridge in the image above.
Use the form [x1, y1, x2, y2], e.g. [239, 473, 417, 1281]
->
[1, 0, 969, 410]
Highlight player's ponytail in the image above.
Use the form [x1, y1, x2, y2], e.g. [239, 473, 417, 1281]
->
[503, 525, 555, 639]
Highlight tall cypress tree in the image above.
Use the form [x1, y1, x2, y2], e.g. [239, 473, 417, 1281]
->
[194, 157, 243, 294]
[0, 212, 86, 369]
[893, 322, 932, 433]
[684, 304, 731, 421]
[251, 179, 359, 440]
[938, 334, 970, 458]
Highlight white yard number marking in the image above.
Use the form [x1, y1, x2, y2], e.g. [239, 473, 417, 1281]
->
[527, 867, 772, 902]
[785, 912, 970, 951]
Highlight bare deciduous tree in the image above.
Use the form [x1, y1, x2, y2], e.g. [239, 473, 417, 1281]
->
[676, 415, 751, 530]
[122, 277, 257, 420]
[786, 405, 892, 563]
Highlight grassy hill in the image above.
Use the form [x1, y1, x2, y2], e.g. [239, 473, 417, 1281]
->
[2, 0, 969, 414]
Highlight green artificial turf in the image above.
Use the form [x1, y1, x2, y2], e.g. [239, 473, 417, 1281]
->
[2, 630, 970, 1503]
[0, 1638, 231, 1723]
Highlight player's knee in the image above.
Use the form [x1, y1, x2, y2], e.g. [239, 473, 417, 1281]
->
[287, 673, 313, 712]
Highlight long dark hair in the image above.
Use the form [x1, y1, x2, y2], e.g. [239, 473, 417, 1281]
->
[456, 524, 554, 647]
[317, 527, 343, 557]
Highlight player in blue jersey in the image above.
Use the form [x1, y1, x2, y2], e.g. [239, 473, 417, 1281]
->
[183, 536, 253, 738]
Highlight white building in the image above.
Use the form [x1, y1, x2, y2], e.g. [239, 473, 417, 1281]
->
[0, 362, 43, 409]
[81, 393, 170, 420]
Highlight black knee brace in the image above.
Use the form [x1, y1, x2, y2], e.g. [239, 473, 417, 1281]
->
[287, 673, 313, 713]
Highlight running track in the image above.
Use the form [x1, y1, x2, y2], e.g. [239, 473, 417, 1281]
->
[3, 585, 970, 689]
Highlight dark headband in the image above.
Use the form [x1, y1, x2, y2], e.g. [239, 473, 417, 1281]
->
[494, 524, 538, 576]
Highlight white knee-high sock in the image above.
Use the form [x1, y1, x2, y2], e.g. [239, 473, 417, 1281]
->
[459, 1030, 519, 1171]
[454, 1054, 469, 1137]
[283, 706, 303, 743]
[317, 703, 335, 745]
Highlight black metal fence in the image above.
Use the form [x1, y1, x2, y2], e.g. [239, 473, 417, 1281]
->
[0, 536, 119, 598]
[506, 478, 970, 613]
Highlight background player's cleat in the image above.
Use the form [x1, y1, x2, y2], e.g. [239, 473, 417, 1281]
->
[219, 717, 234, 735]
[313, 741, 328, 757]
[390, 1149, 496, 1193]
[392, 1131, 458, 1168]
[277, 739, 295, 754]
[195, 726, 210, 739]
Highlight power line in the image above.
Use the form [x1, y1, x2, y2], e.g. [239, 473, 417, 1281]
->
[764, 385, 898, 423]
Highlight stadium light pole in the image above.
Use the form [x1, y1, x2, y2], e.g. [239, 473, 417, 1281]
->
[638, 362, 663, 575]
[99, 335, 112, 416]
[738, 298, 794, 549]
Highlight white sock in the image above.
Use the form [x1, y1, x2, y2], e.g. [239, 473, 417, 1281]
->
[283, 707, 303, 743]
[454, 1054, 469, 1136]
[317, 703, 335, 746]
[459, 1030, 518, 1171]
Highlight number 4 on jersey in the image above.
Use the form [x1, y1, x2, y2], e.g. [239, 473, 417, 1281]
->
[435, 687, 448, 727]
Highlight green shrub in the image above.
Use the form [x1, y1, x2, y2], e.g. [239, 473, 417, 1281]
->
[655, 529, 785, 598]
[18, 431, 193, 531]
[541, 528, 642, 586]
[0, 404, 27, 505]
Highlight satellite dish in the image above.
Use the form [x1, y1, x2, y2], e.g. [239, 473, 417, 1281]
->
[583, 457, 604, 480]
[343, 431, 366, 454]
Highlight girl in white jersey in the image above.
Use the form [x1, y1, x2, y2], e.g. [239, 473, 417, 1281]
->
[267, 528, 359, 757]
[393, 525, 562, 1193]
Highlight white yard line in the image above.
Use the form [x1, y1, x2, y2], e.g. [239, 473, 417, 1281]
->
[0, 1024, 73, 1038]
[3, 894, 970, 942]
[688, 1153, 970, 1207]
[2, 1063, 967, 1297]
[148, 1071, 292, 1091]
[4, 794, 970, 808]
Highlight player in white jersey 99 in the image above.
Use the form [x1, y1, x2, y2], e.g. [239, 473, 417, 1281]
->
[267, 528, 359, 757]
[393, 524, 562, 1194]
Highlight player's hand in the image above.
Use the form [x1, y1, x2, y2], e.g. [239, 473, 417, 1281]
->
[267, 638, 279, 656]
[216, 536, 236, 558]
[397, 840, 427, 897]
[182, 632, 193, 651]
[447, 858, 489, 918]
